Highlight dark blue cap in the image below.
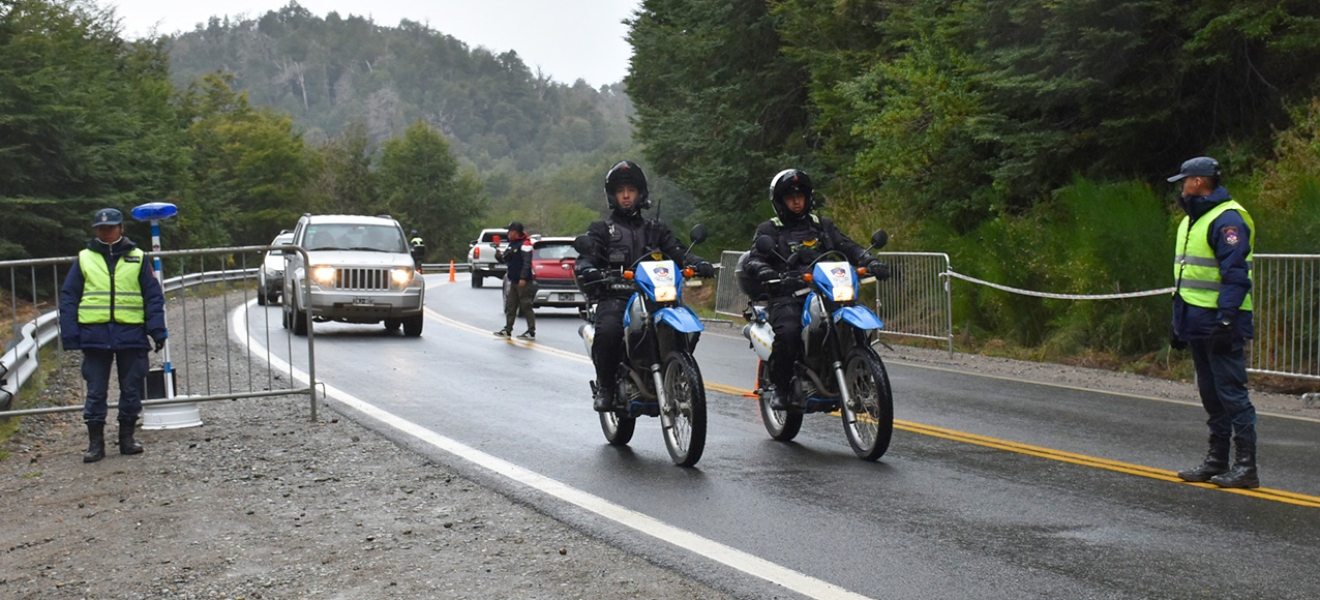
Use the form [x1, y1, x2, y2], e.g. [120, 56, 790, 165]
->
[506, 221, 525, 233]
[92, 208, 123, 227]
[1167, 157, 1221, 182]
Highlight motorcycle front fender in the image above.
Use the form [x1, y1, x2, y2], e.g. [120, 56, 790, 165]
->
[655, 305, 705, 333]
[833, 305, 884, 330]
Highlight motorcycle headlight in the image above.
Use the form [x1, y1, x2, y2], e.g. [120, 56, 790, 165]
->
[311, 266, 336, 285]
[391, 267, 413, 286]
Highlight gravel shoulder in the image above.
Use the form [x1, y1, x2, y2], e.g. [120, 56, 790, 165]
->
[3, 297, 1316, 599]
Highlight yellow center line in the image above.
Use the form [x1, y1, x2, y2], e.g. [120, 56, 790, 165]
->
[428, 307, 1320, 509]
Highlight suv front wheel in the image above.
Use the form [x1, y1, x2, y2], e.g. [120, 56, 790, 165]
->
[403, 314, 424, 337]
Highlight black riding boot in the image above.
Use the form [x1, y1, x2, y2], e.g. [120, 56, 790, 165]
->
[593, 384, 615, 412]
[83, 422, 105, 463]
[1211, 441, 1259, 489]
[118, 419, 143, 455]
[1176, 437, 1230, 482]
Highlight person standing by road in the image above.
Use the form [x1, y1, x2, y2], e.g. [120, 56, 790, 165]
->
[59, 208, 168, 463]
[1168, 157, 1260, 489]
[574, 161, 716, 411]
[494, 221, 536, 339]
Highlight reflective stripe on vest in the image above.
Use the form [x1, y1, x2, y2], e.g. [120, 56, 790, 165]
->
[77, 248, 146, 324]
[1174, 200, 1254, 311]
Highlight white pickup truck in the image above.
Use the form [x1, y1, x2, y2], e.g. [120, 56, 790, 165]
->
[466, 228, 508, 288]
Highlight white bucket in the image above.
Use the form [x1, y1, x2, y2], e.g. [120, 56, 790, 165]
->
[141, 398, 203, 430]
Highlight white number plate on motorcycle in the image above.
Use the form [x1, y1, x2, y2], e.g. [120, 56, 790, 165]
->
[820, 261, 855, 302]
[640, 260, 678, 302]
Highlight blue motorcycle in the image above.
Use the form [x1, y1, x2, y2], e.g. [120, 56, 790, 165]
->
[576, 225, 709, 467]
[741, 230, 894, 461]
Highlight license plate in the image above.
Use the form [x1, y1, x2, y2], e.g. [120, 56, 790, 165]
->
[353, 297, 374, 306]
[558, 293, 575, 302]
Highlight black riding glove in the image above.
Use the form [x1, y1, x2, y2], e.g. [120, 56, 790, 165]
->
[755, 265, 779, 282]
[866, 260, 891, 281]
[694, 261, 716, 278]
[1210, 321, 1235, 355]
[578, 268, 605, 284]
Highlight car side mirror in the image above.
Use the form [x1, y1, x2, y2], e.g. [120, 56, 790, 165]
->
[573, 235, 593, 256]
[754, 235, 777, 255]
[870, 230, 889, 250]
[689, 223, 708, 246]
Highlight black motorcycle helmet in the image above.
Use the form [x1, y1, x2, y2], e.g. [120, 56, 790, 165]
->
[770, 169, 813, 223]
[604, 160, 651, 215]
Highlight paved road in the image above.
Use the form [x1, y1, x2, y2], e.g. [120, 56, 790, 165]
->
[236, 274, 1320, 600]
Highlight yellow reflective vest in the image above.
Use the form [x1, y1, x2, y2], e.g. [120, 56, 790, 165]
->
[77, 248, 146, 324]
[1174, 200, 1254, 312]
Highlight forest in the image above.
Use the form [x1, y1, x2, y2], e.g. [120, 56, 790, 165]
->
[626, 0, 1320, 361]
[4, 0, 1319, 363]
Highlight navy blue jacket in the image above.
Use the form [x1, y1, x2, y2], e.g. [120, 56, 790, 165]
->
[497, 235, 535, 284]
[59, 237, 168, 351]
[1172, 186, 1254, 341]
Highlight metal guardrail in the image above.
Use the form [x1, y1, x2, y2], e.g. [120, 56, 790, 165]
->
[1250, 254, 1320, 381]
[0, 244, 320, 419]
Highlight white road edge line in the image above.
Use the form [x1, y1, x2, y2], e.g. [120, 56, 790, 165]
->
[231, 300, 872, 600]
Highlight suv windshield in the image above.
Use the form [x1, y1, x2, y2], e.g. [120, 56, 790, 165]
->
[305, 224, 405, 252]
[533, 243, 578, 261]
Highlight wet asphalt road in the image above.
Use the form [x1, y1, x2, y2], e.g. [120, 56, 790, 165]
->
[239, 274, 1320, 600]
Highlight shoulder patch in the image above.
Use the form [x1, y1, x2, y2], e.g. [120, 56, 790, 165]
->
[1222, 226, 1240, 247]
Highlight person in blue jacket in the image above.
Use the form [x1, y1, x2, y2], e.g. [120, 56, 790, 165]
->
[493, 221, 536, 339]
[1167, 157, 1259, 489]
[59, 208, 168, 463]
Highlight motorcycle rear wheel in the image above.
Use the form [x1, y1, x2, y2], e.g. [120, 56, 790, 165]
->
[757, 359, 802, 441]
[660, 351, 706, 467]
[598, 376, 636, 446]
[840, 347, 894, 461]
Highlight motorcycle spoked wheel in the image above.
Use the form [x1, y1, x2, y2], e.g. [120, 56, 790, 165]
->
[757, 359, 803, 442]
[840, 347, 894, 461]
[660, 351, 706, 467]
[598, 374, 636, 446]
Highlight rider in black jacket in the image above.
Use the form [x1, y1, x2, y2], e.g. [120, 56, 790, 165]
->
[575, 161, 715, 412]
[742, 169, 890, 410]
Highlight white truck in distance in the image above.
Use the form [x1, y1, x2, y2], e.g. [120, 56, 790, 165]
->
[467, 228, 508, 288]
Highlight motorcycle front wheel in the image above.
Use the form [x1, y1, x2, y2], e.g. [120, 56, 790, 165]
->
[840, 347, 894, 461]
[598, 376, 636, 446]
[660, 351, 706, 467]
[757, 359, 802, 441]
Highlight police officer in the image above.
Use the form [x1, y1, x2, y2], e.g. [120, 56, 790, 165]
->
[59, 208, 168, 463]
[742, 169, 890, 410]
[494, 221, 536, 339]
[575, 161, 715, 411]
[409, 230, 424, 248]
[1168, 157, 1259, 489]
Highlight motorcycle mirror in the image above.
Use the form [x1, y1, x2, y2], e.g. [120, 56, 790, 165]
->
[754, 235, 777, 255]
[572, 235, 593, 256]
[689, 224, 708, 245]
[870, 230, 889, 250]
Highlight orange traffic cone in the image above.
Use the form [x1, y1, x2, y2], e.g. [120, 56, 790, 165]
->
[448, 260, 456, 282]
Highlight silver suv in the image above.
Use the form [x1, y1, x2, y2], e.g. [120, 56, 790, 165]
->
[282, 214, 426, 337]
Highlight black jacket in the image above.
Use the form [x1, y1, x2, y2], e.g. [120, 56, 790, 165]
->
[575, 210, 703, 297]
[742, 214, 872, 296]
[496, 235, 534, 283]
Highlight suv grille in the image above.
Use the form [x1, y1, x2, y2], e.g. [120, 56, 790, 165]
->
[333, 268, 392, 291]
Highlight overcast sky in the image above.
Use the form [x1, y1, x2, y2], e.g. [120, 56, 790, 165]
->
[98, 0, 640, 87]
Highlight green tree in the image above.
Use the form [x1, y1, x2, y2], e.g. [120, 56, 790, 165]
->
[376, 120, 486, 259]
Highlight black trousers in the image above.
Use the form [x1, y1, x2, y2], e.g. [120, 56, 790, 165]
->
[592, 296, 629, 390]
[768, 297, 806, 390]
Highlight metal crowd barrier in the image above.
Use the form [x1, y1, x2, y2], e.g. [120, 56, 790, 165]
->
[0, 244, 320, 419]
[874, 252, 954, 354]
[1250, 254, 1320, 381]
[715, 251, 750, 318]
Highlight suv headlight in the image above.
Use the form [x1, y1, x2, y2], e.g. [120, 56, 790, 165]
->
[311, 265, 336, 285]
[392, 267, 414, 286]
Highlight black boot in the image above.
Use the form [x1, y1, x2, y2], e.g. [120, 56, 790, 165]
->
[593, 386, 616, 412]
[83, 422, 105, 463]
[1211, 441, 1259, 489]
[118, 419, 143, 455]
[1176, 437, 1230, 482]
